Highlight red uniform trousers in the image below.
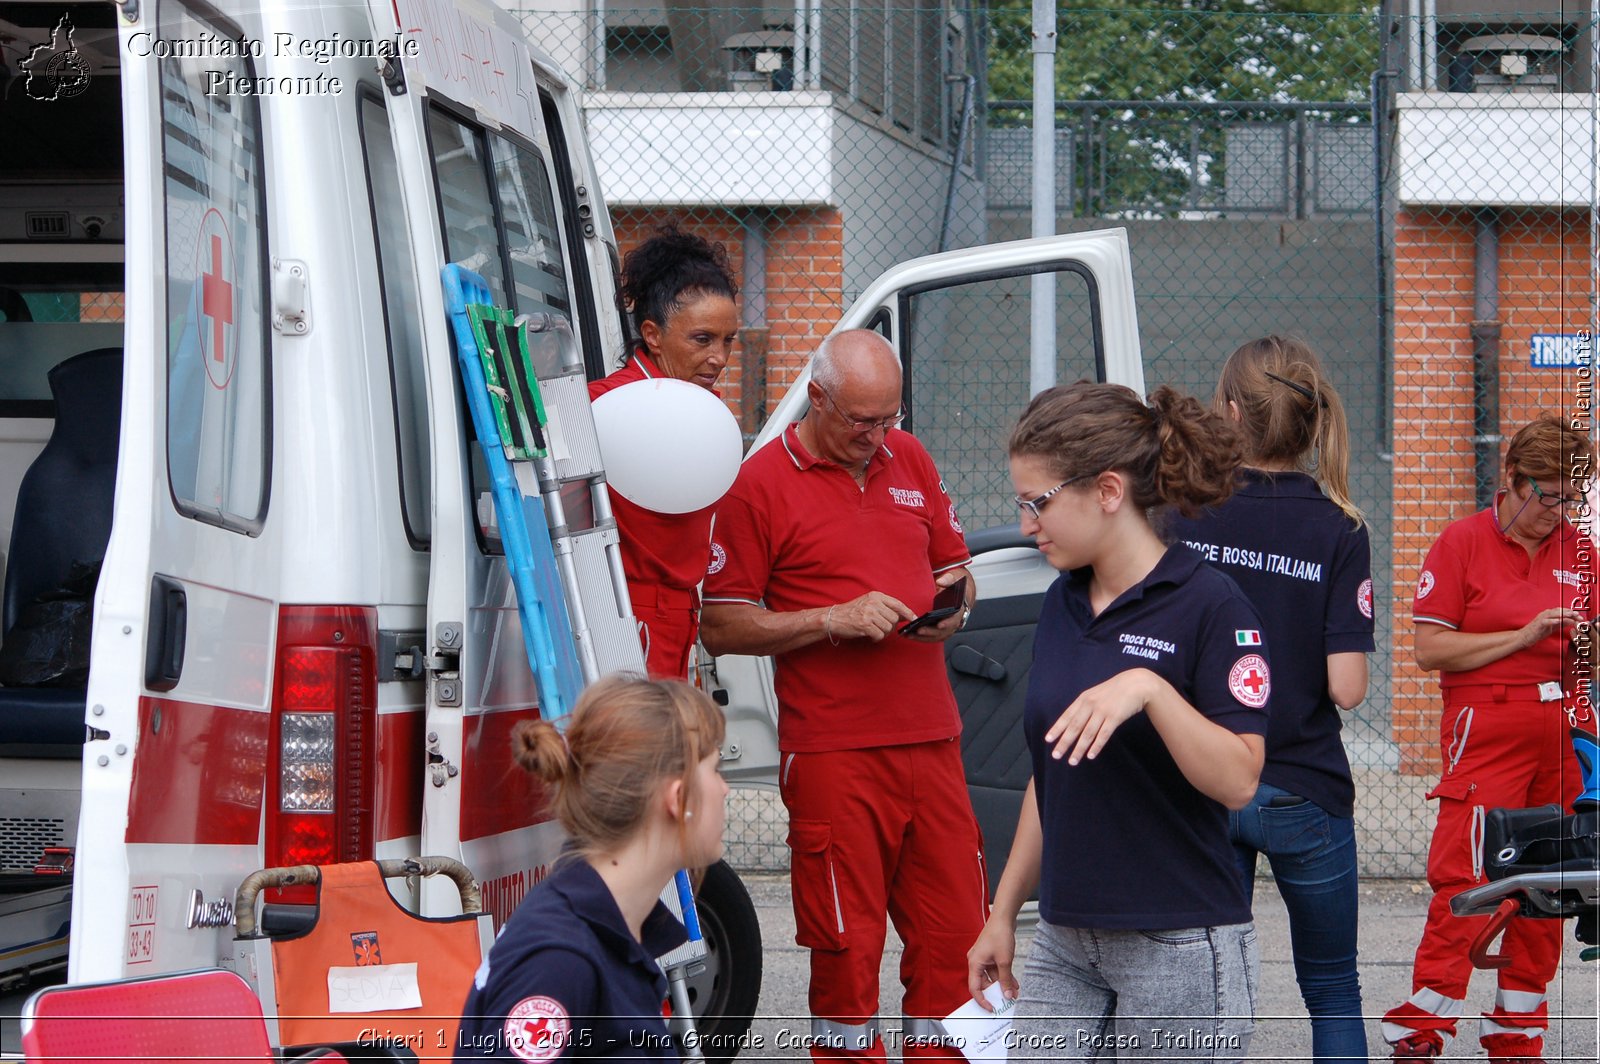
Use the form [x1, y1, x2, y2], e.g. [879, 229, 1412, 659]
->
[1382, 693, 1580, 1056]
[779, 739, 988, 1063]
[629, 583, 698, 680]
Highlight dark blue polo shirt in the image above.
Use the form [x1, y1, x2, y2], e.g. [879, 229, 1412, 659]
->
[457, 860, 687, 1062]
[1169, 469, 1374, 818]
[1026, 546, 1269, 930]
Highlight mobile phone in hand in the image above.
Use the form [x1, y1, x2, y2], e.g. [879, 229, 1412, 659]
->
[898, 577, 968, 636]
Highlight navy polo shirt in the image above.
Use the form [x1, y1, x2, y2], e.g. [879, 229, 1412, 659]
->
[1026, 546, 1269, 930]
[1169, 470, 1374, 817]
[456, 860, 688, 1062]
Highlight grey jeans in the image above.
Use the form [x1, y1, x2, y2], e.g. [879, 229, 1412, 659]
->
[1011, 920, 1258, 1061]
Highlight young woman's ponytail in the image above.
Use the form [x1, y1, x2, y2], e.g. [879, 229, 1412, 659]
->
[1148, 386, 1245, 517]
[1215, 336, 1363, 527]
[511, 675, 725, 861]
[1010, 381, 1241, 516]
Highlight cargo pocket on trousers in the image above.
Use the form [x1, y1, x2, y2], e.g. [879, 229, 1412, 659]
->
[787, 819, 846, 950]
[1423, 775, 1484, 883]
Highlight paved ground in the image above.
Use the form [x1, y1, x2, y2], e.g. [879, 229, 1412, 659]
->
[3, 873, 1595, 1060]
[733, 872, 1599, 1063]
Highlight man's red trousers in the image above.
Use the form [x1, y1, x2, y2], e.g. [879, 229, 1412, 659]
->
[780, 739, 988, 1063]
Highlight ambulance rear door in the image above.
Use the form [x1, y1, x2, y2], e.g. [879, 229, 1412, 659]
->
[74, 0, 284, 980]
[708, 229, 1143, 811]
[365, 0, 635, 923]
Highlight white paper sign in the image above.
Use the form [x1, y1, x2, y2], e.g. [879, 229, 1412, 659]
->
[327, 962, 423, 1014]
[942, 981, 1015, 1063]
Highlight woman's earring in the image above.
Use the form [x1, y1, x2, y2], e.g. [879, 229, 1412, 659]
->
[685, 810, 694, 820]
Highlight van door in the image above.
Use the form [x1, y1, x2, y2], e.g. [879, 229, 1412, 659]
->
[75, 0, 280, 980]
[707, 229, 1144, 853]
[362, 0, 638, 923]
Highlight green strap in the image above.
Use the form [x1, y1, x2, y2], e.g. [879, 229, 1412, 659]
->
[465, 303, 549, 460]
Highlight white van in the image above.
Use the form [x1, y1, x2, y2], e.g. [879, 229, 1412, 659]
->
[0, 0, 1145, 1049]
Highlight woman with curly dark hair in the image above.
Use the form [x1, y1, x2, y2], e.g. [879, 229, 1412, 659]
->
[590, 228, 739, 678]
[967, 382, 1267, 1062]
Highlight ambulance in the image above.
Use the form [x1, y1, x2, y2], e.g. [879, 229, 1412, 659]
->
[0, 0, 1145, 1048]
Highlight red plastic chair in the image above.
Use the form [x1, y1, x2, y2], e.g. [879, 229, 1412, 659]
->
[21, 968, 275, 1063]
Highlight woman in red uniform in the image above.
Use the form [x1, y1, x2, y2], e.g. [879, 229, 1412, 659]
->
[1383, 415, 1595, 1062]
[590, 229, 739, 679]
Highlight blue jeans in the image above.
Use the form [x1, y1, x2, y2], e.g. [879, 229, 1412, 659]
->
[1230, 782, 1367, 1063]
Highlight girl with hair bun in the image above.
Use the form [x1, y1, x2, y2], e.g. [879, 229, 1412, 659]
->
[1168, 336, 1374, 1064]
[967, 382, 1267, 1061]
[456, 676, 728, 1062]
[590, 227, 740, 679]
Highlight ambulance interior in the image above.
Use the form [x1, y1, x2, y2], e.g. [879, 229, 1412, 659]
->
[0, 1, 124, 893]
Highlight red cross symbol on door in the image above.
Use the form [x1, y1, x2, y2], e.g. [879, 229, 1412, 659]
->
[194, 208, 237, 390]
[201, 233, 233, 364]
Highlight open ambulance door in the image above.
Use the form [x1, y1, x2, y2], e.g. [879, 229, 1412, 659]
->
[363, 0, 640, 924]
[707, 229, 1144, 824]
[74, 0, 282, 980]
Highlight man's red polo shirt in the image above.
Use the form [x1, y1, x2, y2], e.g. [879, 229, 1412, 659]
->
[704, 424, 970, 752]
[588, 350, 717, 605]
[1411, 501, 1597, 690]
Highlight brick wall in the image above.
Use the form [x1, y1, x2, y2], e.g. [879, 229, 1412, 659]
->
[1390, 207, 1594, 772]
[611, 207, 845, 429]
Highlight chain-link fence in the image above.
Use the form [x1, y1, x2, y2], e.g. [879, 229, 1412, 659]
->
[515, 3, 1599, 878]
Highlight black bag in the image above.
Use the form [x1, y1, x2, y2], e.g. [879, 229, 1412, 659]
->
[1483, 803, 1600, 879]
[0, 559, 101, 688]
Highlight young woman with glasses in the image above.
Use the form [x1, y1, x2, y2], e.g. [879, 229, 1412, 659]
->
[967, 382, 1267, 1062]
[1382, 415, 1595, 1063]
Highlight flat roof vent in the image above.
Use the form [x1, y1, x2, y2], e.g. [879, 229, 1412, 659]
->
[1457, 34, 1564, 93]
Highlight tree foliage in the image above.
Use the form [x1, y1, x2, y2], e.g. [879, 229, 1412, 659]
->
[987, 1, 1381, 104]
[984, 3, 1380, 216]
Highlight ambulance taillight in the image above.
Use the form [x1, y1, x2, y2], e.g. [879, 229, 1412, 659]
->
[266, 606, 377, 902]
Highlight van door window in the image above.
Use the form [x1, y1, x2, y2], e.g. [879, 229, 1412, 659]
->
[159, 3, 270, 530]
[489, 138, 572, 319]
[359, 93, 431, 545]
[427, 110, 579, 550]
[427, 112, 508, 307]
[902, 268, 1101, 532]
[0, 269, 123, 418]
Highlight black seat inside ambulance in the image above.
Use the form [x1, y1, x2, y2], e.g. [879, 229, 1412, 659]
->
[0, 347, 122, 757]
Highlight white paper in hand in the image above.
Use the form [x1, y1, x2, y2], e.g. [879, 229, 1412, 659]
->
[942, 981, 1015, 1063]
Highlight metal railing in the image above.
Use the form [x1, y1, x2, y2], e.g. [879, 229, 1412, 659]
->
[985, 100, 1374, 219]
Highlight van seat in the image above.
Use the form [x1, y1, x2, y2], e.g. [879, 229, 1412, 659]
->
[0, 347, 122, 759]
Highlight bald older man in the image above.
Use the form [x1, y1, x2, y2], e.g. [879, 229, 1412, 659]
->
[702, 330, 985, 1063]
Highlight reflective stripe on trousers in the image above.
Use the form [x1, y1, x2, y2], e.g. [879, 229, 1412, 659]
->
[901, 1017, 956, 1046]
[810, 1015, 880, 1052]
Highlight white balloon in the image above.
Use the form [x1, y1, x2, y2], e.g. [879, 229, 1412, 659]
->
[591, 378, 744, 514]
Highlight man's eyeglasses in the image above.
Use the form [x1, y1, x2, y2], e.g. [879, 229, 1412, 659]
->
[816, 385, 905, 434]
[1529, 480, 1585, 512]
[1015, 471, 1098, 520]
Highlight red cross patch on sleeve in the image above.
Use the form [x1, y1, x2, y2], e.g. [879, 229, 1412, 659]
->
[504, 996, 572, 1062]
[1228, 654, 1271, 709]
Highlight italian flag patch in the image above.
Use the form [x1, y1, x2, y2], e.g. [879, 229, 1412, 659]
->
[1235, 630, 1262, 646]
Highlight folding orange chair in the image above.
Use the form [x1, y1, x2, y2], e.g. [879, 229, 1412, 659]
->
[20, 967, 345, 1063]
[232, 857, 494, 1062]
